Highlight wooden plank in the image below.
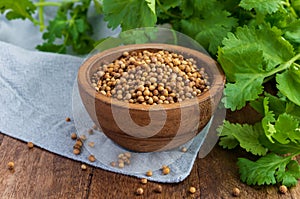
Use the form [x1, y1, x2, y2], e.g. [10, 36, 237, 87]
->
[0, 135, 92, 199]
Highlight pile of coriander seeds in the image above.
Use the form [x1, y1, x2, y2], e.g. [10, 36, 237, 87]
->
[91, 49, 210, 105]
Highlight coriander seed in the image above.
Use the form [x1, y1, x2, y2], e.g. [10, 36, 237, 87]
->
[88, 155, 96, 162]
[181, 147, 187, 152]
[140, 178, 147, 184]
[7, 162, 14, 170]
[146, 170, 153, 177]
[162, 167, 170, 175]
[279, 185, 288, 194]
[232, 187, 240, 197]
[110, 162, 116, 167]
[154, 185, 162, 193]
[88, 128, 94, 134]
[65, 117, 71, 122]
[118, 162, 124, 168]
[73, 149, 81, 155]
[71, 133, 77, 140]
[136, 187, 144, 195]
[88, 142, 95, 148]
[27, 142, 34, 149]
[189, 186, 196, 194]
[81, 164, 87, 170]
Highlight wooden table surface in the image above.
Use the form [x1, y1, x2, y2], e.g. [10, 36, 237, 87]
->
[0, 106, 299, 199]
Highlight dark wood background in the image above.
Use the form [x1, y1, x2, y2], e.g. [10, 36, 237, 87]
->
[0, 106, 299, 199]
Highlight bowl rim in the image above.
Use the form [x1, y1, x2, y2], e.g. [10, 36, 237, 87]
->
[78, 43, 225, 111]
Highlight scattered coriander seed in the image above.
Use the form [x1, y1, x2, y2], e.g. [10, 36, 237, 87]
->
[7, 162, 14, 170]
[73, 148, 81, 155]
[124, 152, 131, 158]
[88, 155, 96, 162]
[162, 167, 170, 175]
[232, 187, 240, 197]
[88, 129, 94, 134]
[136, 187, 144, 195]
[79, 135, 87, 141]
[88, 142, 95, 148]
[81, 164, 87, 170]
[65, 117, 71, 122]
[140, 178, 147, 184]
[118, 153, 124, 159]
[71, 133, 77, 140]
[181, 147, 187, 152]
[189, 186, 196, 194]
[27, 142, 34, 149]
[154, 185, 162, 193]
[92, 124, 98, 130]
[118, 162, 125, 168]
[75, 140, 83, 147]
[110, 161, 116, 167]
[146, 170, 153, 177]
[279, 185, 288, 194]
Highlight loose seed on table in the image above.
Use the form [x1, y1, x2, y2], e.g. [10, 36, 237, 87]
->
[27, 142, 34, 149]
[232, 187, 240, 197]
[140, 178, 147, 184]
[154, 185, 162, 193]
[189, 186, 196, 194]
[118, 162, 124, 168]
[7, 162, 14, 170]
[88, 155, 96, 162]
[136, 187, 144, 195]
[279, 185, 287, 194]
[81, 164, 87, 170]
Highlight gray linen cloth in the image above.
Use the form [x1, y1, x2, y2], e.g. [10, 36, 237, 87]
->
[0, 40, 215, 183]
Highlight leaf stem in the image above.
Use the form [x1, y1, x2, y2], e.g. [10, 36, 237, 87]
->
[38, 0, 45, 31]
[34, 0, 79, 7]
[266, 53, 300, 76]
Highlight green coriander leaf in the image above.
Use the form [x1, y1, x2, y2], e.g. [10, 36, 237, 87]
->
[218, 25, 294, 110]
[36, 43, 66, 54]
[249, 97, 264, 115]
[220, 25, 294, 76]
[194, 10, 238, 54]
[238, 153, 299, 186]
[103, 0, 157, 30]
[0, 0, 36, 21]
[276, 160, 300, 187]
[239, 0, 282, 15]
[250, 93, 287, 117]
[218, 121, 268, 155]
[286, 102, 300, 120]
[180, 0, 194, 18]
[284, 20, 300, 44]
[277, 70, 300, 106]
[223, 74, 264, 110]
[273, 113, 300, 144]
[259, 134, 300, 154]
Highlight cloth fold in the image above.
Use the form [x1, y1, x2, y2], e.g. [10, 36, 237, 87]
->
[0, 41, 213, 183]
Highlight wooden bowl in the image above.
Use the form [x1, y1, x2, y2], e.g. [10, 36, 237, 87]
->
[78, 44, 225, 152]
